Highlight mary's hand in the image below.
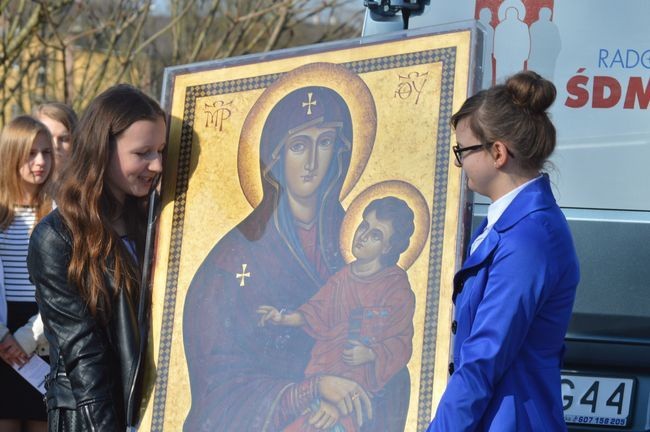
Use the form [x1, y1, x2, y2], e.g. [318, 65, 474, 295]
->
[318, 375, 372, 427]
[308, 399, 340, 430]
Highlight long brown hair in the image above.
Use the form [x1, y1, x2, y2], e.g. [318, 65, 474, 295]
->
[0, 116, 54, 230]
[33, 102, 79, 137]
[56, 84, 165, 320]
[451, 70, 557, 172]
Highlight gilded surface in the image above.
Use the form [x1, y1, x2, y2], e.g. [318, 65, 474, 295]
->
[140, 28, 475, 431]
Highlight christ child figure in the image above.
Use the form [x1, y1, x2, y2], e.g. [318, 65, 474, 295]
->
[258, 196, 416, 432]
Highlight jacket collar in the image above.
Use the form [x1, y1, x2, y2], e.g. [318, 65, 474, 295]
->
[453, 174, 556, 299]
[492, 173, 555, 233]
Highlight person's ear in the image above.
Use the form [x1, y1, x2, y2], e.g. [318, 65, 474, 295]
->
[491, 141, 510, 168]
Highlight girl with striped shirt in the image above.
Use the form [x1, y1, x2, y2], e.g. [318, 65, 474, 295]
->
[0, 115, 54, 432]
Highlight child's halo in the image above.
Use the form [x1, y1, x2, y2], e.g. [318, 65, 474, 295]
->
[340, 180, 431, 270]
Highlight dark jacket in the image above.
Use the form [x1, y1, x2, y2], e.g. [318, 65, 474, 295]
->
[27, 209, 144, 431]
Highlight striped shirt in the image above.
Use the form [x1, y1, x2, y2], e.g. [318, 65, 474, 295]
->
[0, 206, 37, 302]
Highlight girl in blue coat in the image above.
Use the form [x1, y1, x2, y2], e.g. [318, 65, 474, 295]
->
[428, 71, 580, 431]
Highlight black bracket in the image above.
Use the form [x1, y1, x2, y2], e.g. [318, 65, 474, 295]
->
[364, 0, 430, 29]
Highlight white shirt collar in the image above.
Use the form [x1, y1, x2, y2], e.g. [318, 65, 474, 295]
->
[469, 175, 542, 255]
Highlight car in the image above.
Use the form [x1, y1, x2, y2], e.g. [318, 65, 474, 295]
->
[560, 207, 650, 431]
[471, 204, 650, 431]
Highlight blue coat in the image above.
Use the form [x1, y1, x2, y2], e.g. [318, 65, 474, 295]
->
[428, 175, 579, 432]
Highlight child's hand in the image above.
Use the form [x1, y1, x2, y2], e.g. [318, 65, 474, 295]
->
[256, 305, 282, 326]
[343, 340, 377, 365]
[308, 399, 340, 430]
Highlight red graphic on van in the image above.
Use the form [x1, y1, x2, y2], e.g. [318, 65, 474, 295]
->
[475, 0, 557, 85]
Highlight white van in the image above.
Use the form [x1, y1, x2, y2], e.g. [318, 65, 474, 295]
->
[364, 1, 650, 430]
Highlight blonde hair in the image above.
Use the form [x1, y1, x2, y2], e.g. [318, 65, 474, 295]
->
[0, 116, 54, 230]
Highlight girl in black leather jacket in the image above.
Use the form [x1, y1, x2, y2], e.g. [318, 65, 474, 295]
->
[27, 84, 165, 431]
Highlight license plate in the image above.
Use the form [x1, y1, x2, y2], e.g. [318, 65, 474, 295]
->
[562, 373, 635, 427]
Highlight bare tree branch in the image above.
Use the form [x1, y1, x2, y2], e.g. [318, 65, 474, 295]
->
[265, 4, 289, 52]
[1, 0, 362, 126]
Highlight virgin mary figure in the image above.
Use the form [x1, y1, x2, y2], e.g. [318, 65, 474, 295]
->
[183, 63, 378, 431]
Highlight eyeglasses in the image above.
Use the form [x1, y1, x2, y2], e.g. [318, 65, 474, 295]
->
[452, 142, 515, 165]
[452, 143, 487, 164]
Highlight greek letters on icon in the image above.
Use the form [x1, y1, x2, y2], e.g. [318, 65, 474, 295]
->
[204, 100, 233, 131]
[395, 71, 429, 105]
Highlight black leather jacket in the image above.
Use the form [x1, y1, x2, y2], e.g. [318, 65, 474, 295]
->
[27, 209, 144, 431]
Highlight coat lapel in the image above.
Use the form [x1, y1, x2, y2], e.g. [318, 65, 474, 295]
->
[453, 229, 499, 301]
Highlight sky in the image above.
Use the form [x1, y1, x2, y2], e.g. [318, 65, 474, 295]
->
[150, 0, 364, 16]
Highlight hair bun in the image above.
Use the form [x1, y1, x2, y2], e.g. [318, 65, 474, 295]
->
[505, 70, 556, 113]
